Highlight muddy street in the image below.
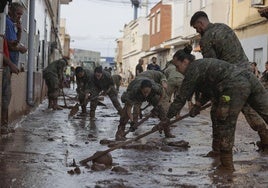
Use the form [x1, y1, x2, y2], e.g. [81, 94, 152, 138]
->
[0, 87, 267, 188]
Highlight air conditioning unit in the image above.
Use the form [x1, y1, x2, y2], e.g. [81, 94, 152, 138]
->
[251, 0, 264, 6]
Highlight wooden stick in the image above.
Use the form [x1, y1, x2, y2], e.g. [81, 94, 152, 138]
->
[79, 103, 211, 165]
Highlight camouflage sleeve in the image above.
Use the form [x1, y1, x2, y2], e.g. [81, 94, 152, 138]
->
[57, 60, 66, 82]
[200, 38, 217, 59]
[152, 83, 163, 96]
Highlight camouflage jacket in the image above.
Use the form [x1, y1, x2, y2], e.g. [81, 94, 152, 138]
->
[76, 69, 94, 94]
[93, 70, 114, 91]
[200, 23, 249, 69]
[122, 78, 163, 105]
[112, 74, 122, 84]
[167, 58, 245, 118]
[164, 61, 184, 81]
[43, 58, 66, 82]
[137, 70, 167, 84]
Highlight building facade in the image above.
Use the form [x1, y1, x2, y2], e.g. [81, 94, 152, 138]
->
[0, 0, 72, 125]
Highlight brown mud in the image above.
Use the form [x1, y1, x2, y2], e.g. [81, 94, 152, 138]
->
[0, 87, 267, 187]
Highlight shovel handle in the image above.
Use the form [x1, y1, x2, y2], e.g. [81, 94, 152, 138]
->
[123, 113, 152, 137]
[79, 128, 158, 165]
[79, 102, 211, 165]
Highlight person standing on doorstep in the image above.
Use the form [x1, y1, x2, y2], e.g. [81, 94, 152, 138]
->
[164, 48, 268, 172]
[5, 2, 27, 67]
[147, 57, 160, 71]
[43, 57, 69, 110]
[90, 66, 123, 119]
[135, 58, 144, 76]
[1, 34, 19, 135]
[190, 11, 268, 154]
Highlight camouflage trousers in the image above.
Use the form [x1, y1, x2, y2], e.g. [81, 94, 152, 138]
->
[211, 72, 268, 153]
[43, 72, 60, 99]
[167, 77, 181, 101]
[90, 86, 122, 114]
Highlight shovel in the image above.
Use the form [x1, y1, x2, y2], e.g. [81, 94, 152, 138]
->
[79, 102, 211, 165]
[68, 95, 105, 117]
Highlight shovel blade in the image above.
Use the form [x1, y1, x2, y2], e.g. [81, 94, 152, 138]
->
[69, 103, 80, 117]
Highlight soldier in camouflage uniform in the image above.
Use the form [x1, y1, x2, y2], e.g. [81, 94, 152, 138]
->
[90, 66, 122, 119]
[136, 70, 171, 118]
[115, 78, 173, 141]
[112, 74, 122, 92]
[75, 67, 94, 114]
[166, 48, 268, 171]
[43, 57, 68, 110]
[190, 11, 268, 154]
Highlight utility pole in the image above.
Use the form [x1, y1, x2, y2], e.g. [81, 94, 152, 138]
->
[130, 0, 140, 20]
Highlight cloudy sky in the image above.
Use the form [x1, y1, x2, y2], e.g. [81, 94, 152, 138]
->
[61, 0, 158, 57]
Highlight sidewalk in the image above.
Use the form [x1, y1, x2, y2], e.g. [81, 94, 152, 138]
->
[0, 87, 267, 188]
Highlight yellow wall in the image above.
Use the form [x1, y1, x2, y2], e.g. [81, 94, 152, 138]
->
[232, 0, 268, 38]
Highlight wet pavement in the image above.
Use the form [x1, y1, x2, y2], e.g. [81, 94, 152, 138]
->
[0, 87, 268, 188]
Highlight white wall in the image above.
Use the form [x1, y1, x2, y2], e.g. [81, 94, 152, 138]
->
[240, 35, 268, 72]
[35, 0, 52, 41]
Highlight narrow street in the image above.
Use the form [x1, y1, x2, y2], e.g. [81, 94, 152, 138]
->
[0, 87, 267, 188]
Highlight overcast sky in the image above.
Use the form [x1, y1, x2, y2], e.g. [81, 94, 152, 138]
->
[61, 0, 157, 57]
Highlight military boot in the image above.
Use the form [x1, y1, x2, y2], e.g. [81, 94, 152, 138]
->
[81, 105, 87, 114]
[48, 98, 53, 109]
[206, 139, 220, 157]
[52, 99, 63, 110]
[89, 110, 96, 120]
[1, 110, 14, 135]
[115, 124, 126, 141]
[163, 125, 175, 138]
[257, 130, 268, 151]
[217, 152, 235, 172]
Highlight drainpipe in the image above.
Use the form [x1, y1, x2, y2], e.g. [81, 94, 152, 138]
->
[27, 0, 35, 106]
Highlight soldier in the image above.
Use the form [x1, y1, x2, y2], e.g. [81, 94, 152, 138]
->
[43, 57, 68, 110]
[75, 66, 94, 114]
[115, 78, 174, 141]
[163, 60, 184, 100]
[190, 11, 268, 155]
[165, 48, 268, 172]
[90, 66, 122, 119]
[112, 74, 122, 92]
[136, 70, 170, 115]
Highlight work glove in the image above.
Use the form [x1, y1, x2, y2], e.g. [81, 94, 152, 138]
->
[189, 104, 201, 117]
[166, 103, 177, 119]
[129, 121, 137, 132]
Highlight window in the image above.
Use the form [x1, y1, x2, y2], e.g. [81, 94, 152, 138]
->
[151, 15, 155, 35]
[156, 11, 161, 33]
[251, 0, 264, 5]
